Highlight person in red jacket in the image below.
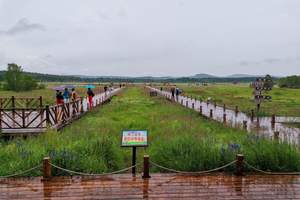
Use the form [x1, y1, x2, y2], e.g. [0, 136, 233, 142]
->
[87, 88, 95, 110]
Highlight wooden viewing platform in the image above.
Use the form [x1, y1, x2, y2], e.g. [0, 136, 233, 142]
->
[1, 173, 300, 199]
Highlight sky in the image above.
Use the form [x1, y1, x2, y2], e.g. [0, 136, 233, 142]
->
[0, 0, 299, 77]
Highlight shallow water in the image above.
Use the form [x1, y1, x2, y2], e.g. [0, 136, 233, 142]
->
[150, 87, 300, 146]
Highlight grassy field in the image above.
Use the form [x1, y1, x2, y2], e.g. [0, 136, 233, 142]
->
[1, 86, 300, 176]
[169, 83, 300, 117]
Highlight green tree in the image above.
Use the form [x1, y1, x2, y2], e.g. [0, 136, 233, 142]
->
[4, 63, 38, 91]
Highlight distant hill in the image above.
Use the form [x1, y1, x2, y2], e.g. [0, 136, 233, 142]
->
[0, 70, 275, 83]
[227, 74, 258, 78]
[189, 73, 217, 79]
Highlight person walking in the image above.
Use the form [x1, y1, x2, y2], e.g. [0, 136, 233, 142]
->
[87, 88, 95, 110]
[63, 88, 70, 103]
[104, 85, 108, 96]
[71, 88, 77, 101]
[175, 87, 180, 102]
[56, 90, 61, 105]
[171, 86, 175, 100]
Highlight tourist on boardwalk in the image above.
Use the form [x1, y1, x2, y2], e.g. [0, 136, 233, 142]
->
[104, 85, 108, 96]
[87, 88, 95, 110]
[171, 86, 175, 100]
[71, 88, 77, 101]
[63, 88, 70, 103]
[175, 87, 180, 102]
[56, 90, 63, 105]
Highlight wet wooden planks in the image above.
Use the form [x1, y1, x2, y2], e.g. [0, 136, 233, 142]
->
[1, 173, 300, 199]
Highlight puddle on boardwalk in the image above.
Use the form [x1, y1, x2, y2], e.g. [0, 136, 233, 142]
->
[150, 87, 300, 146]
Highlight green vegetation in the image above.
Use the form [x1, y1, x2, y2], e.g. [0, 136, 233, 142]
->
[278, 75, 300, 89]
[2, 63, 43, 91]
[177, 83, 300, 117]
[1, 87, 300, 176]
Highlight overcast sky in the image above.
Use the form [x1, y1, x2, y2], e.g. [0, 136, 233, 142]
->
[0, 0, 299, 77]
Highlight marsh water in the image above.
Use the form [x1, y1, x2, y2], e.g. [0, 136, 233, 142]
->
[149, 87, 300, 146]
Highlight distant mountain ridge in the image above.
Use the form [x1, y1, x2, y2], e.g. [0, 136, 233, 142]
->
[0, 70, 273, 83]
[226, 74, 259, 78]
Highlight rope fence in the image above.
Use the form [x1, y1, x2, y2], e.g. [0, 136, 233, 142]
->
[244, 161, 300, 175]
[1, 154, 300, 179]
[0, 164, 41, 179]
[50, 163, 140, 176]
[150, 160, 237, 175]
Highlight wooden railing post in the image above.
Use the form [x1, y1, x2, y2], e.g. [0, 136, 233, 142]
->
[45, 105, 50, 128]
[22, 109, 25, 128]
[235, 154, 244, 176]
[251, 109, 254, 122]
[11, 96, 15, 109]
[0, 109, 2, 129]
[274, 131, 279, 141]
[142, 155, 151, 179]
[210, 109, 213, 118]
[271, 114, 276, 128]
[39, 96, 43, 107]
[235, 106, 239, 115]
[192, 103, 194, 109]
[12, 96, 15, 127]
[223, 113, 226, 123]
[186, 101, 188, 107]
[223, 104, 226, 112]
[43, 157, 51, 180]
[199, 106, 202, 115]
[243, 120, 247, 130]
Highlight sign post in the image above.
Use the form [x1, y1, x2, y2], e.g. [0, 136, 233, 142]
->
[252, 75, 273, 111]
[121, 130, 148, 175]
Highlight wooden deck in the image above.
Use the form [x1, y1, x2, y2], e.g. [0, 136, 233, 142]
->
[1, 173, 300, 199]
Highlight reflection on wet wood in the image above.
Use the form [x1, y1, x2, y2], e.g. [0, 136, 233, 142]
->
[1, 173, 300, 199]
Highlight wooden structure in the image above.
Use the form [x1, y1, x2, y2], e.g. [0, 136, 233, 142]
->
[0, 96, 43, 109]
[1, 173, 300, 199]
[0, 88, 122, 137]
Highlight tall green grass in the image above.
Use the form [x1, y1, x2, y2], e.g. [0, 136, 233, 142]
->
[0, 87, 300, 176]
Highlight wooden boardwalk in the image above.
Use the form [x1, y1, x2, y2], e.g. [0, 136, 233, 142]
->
[0, 88, 123, 137]
[1, 173, 300, 199]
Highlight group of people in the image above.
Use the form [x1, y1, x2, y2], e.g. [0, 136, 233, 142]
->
[55, 87, 95, 109]
[56, 88, 78, 105]
[170, 86, 182, 101]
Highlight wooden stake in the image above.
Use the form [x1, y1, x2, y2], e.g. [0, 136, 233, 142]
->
[142, 155, 151, 179]
[43, 157, 51, 180]
[236, 154, 244, 176]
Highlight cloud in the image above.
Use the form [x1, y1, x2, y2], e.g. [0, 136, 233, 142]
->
[239, 57, 300, 66]
[0, 18, 45, 36]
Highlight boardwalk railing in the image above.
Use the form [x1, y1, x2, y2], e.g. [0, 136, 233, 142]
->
[0, 107, 46, 129]
[0, 88, 123, 134]
[0, 96, 43, 109]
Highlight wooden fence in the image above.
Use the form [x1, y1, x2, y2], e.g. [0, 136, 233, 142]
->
[0, 96, 43, 109]
[0, 88, 122, 135]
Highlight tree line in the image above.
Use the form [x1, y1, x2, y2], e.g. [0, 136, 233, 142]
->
[278, 75, 300, 88]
